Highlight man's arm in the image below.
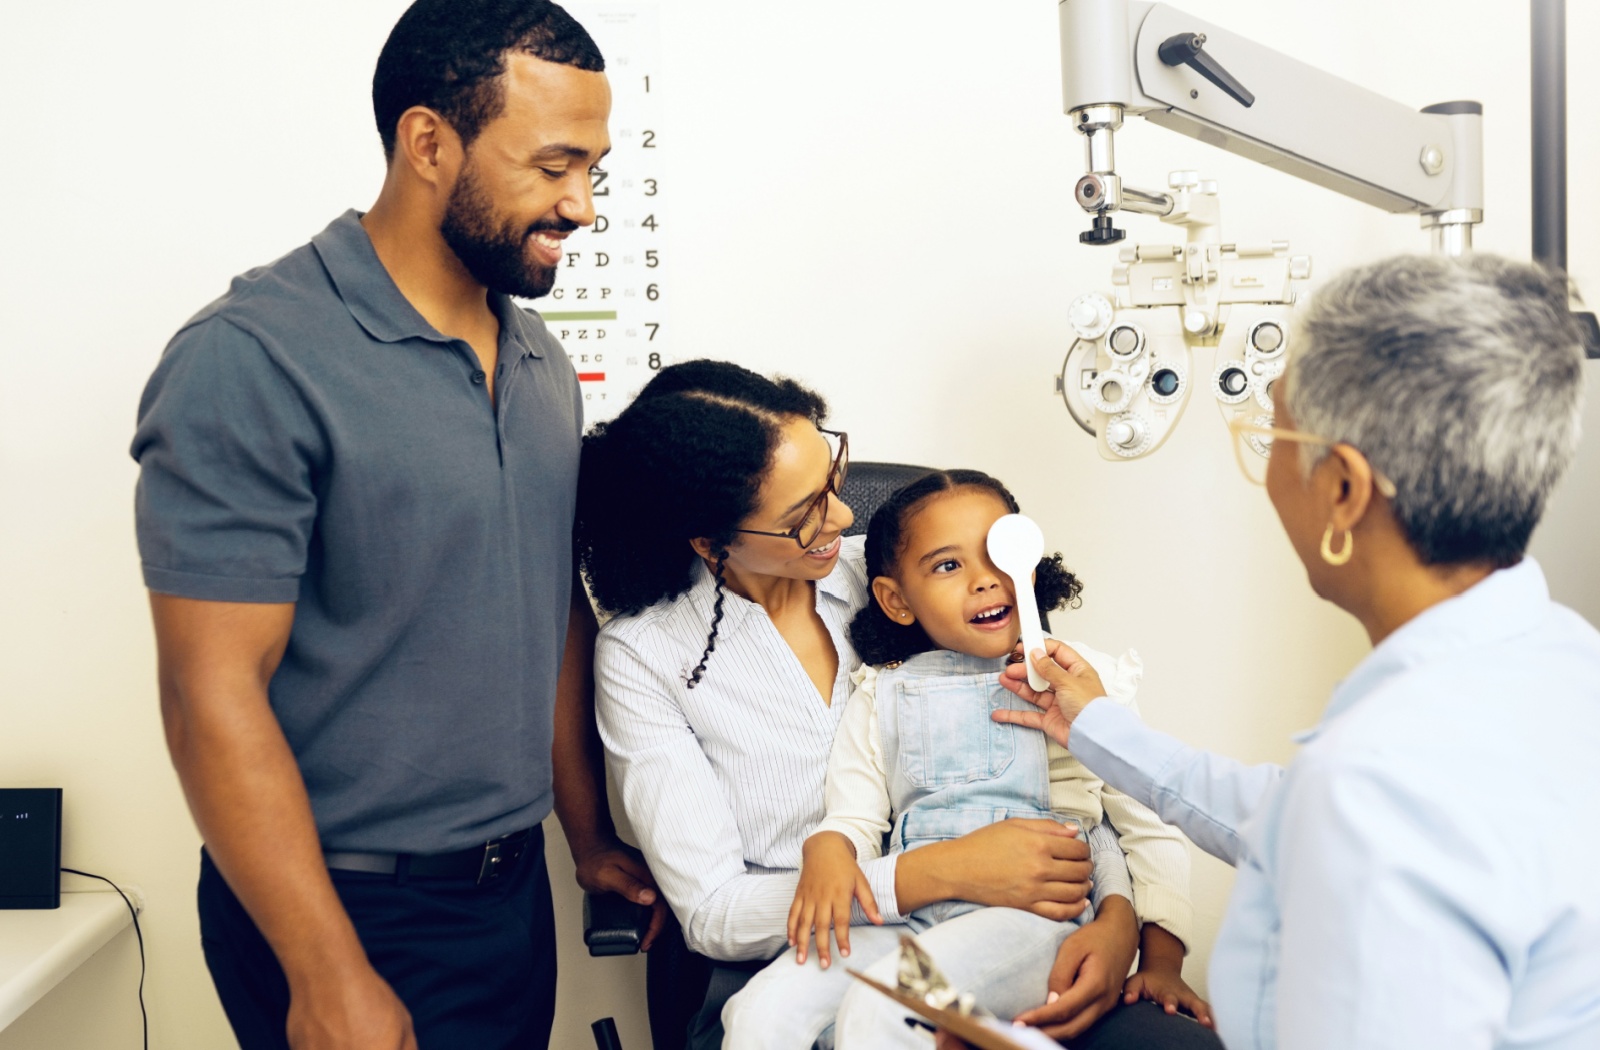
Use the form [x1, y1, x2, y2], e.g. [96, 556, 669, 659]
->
[550, 579, 668, 949]
[152, 594, 414, 1050]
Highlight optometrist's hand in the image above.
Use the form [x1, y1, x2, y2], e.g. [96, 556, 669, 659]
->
[995, 639, 1109, 750]
[573, 839, 670, 952]
[1014, 894, 1140, 1041]
[286, 962, 416, 1050]
[788, 831, 882, 968]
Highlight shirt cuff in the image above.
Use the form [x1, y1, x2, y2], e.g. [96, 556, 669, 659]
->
[1131, 884, 1194, 954]
[142, 563, 301, 603]
[856, 852, 903, 925]
[814, 819, 882, 865]
[1085, 820, 1132, 912]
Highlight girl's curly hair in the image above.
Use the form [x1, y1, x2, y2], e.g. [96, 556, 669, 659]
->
[576, 359, 829, 687]
[848, 469, 1083, 667]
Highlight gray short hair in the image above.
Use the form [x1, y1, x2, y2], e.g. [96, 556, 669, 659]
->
[1287, 253, 1585, 568]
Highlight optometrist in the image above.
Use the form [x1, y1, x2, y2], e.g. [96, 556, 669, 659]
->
[990, 254, 1600, 1050]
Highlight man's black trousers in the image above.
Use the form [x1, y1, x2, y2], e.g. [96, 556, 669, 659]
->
[197, 827, 556, 1050]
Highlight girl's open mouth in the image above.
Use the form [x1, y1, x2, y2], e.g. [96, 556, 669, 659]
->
[968, 605, 1013, 629]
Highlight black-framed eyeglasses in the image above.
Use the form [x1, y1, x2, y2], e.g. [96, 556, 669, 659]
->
[733, 428, 849, 551]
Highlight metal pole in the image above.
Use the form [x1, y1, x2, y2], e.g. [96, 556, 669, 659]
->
[1531, 0, 1566, 272]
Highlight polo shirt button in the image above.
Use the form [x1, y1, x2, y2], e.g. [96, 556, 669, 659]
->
[471, 370, 486, 385]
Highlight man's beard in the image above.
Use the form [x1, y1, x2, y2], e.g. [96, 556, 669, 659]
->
[439, 162, 571, 300]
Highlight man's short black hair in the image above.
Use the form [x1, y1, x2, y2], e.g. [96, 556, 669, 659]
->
[372, 0, 604, 159]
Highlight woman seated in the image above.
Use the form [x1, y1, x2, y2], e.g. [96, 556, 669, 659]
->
[579, 361, 1214, 1048]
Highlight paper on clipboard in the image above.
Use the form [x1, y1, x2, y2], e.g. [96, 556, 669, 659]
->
[845, 969, 1063, 1050]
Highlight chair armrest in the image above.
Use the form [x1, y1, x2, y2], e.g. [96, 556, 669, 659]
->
[583, 891, 654, 957]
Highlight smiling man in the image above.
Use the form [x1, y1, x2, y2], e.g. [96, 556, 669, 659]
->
[131, 3, 664, 1048]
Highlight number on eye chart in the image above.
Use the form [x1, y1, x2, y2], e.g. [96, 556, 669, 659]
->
[524, 3, 670, 419]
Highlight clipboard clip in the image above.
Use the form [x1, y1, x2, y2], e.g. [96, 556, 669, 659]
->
[895, 933, 985, 1019]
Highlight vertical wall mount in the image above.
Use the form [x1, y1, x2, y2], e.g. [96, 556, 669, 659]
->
[1531, 0, 1599, 357]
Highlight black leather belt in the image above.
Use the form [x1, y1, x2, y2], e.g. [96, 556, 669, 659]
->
[325, 827, 537, 885]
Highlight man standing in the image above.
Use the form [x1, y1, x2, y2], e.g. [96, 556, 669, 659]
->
[132, 2, 663, 1047]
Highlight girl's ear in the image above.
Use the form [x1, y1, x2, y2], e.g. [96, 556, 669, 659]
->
[689, 536, 716, 559]
[872, 576, 914, 625]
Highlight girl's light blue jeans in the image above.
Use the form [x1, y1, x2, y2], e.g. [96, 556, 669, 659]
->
[721, 904, 1080, 1050]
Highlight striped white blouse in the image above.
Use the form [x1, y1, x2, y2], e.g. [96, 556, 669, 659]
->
[594, 537, 883, 961]
[594, 537, 1127, 961]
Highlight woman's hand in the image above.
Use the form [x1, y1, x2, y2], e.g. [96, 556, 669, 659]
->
[787, 832, 881, 968]
[898, 819, 1093, 921]
[1013, 894, 1140, 1041]
[995, 639, 1109, 749]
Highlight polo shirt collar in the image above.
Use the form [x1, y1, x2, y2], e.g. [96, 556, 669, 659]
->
[494, 295, 546, 359]
[312, 209, 542, 359]
[1293, 557, 1551, 744]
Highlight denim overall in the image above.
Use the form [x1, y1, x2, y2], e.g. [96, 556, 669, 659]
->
[718, 649, 1103, 1050]
[875, 649, 1092, 931]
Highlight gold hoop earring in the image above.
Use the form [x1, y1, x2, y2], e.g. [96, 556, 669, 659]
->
[1320, 525, 1354, 566]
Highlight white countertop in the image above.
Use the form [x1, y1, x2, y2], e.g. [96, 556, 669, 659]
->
[0, 888, 142, 1031]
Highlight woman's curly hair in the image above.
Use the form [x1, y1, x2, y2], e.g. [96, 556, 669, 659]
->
[576, 359, 829, 687]
[848, 469, 1083, 667]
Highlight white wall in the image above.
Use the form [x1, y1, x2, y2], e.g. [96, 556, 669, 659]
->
[1, 2, 1594, 1048]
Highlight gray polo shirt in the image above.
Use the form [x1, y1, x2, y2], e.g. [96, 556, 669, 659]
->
[132, 210, 581, 854]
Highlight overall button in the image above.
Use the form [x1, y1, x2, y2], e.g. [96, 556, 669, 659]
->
[470, 370, 486, 385]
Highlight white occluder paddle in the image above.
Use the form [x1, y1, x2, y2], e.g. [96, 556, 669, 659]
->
[986, 513, 1050, 692]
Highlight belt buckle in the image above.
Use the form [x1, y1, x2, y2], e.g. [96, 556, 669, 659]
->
[477, 841, 503, 885]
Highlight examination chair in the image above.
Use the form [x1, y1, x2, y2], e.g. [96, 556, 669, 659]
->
[586, 460, 937, 1050]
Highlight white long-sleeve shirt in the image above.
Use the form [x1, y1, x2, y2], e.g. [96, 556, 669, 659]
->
[816, 642, 1193, 949]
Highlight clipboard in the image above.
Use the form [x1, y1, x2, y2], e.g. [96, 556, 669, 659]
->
[845, 969, 1061, 1050]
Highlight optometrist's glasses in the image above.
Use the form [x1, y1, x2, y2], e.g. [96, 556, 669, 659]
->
[733, 429, 849, 551]
[1227, 416, 1397, 498]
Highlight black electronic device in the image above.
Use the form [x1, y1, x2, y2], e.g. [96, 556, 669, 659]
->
[0, 788, 63, 909]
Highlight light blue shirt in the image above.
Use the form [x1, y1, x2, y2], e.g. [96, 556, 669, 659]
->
[1070, 558, 1600, 1049]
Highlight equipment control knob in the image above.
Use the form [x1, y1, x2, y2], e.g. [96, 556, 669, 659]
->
[1103, 414, 1151, 458]
[1068, 293, 1115, 340]
[1106, 419, 1141, 448]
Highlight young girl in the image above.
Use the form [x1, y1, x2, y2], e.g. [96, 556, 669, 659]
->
[721, 470, 1212, 1049]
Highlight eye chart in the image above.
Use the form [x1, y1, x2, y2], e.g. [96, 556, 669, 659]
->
[518, 2, 670, 424]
